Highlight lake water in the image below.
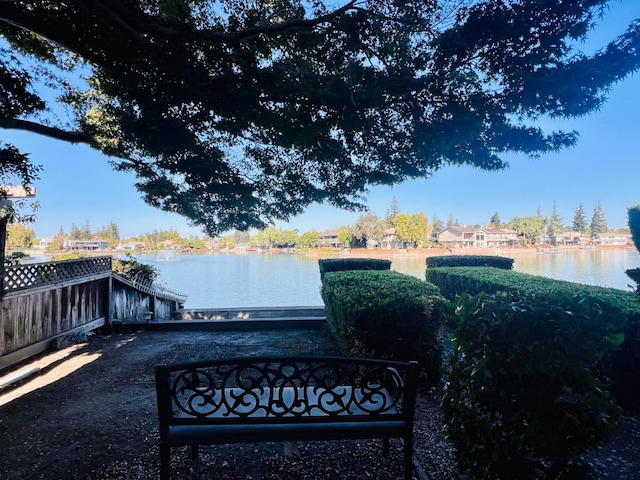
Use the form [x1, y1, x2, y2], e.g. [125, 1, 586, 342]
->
[136, 249, 640, 309]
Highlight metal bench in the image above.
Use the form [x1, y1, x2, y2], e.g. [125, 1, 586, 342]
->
[154, 356, 419, 479]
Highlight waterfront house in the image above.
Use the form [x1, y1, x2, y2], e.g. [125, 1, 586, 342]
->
[34, 238, 53, 250]
[380, 227, 400, 249]
[592, 232, 631, 246]
[319, 230, 343, 248]
[438, 226, 518, 248]
[158, 240, 180, 250]
[552, 231, 586, 246]
[65, 239, 110, 251]
[115, 241, 147, 251]
[485, 228, 519, 247]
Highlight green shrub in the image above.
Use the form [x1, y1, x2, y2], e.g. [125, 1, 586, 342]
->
[50, 252, 90, 262]
[443, 291, 623, 479]
[320, 270, 444, 385]
[623, 206, 640, 412]
[48, 253, 159, 286]
[426, 266, 637, 308]
[426, 255, 514, 270]
[4, 250, 29, 266]
[625, 204, 640, 294]
[318, 258, 391, 280]
[112, 255, 159, 285]
[628, 205, 640, 256]
[427, 266, 640, 412]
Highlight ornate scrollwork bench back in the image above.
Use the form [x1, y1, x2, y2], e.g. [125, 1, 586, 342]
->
[155, 356, 419, 480]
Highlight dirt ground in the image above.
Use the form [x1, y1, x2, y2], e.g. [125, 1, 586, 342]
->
[0, 327, 639, 480]
[0, 327, 459, 480]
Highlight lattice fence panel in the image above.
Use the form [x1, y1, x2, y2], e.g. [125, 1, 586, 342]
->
[4, 256, 112, 292]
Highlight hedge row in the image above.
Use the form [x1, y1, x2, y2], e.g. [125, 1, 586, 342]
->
[443, 291, 623, 479]
[426, 266, 640, 411]
[426, 255, 514, 270]
[320, 270, 444, 385]
[426, 266, 638, 311]
[318, 258, 391, 280]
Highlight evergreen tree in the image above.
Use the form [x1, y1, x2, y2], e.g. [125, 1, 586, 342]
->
[431, 215, 444, 242]
[590, 202, 609, 236]
[385, 197, 400, 227]
[447, 215, 458, 227]
[572, 204, 589, 233]
[548, 201, 564, 236]
[489, 212, 502, 228]
[98, 221, 120, 241]
[79, 221, 92, 240]
[69, 223, 81, 240]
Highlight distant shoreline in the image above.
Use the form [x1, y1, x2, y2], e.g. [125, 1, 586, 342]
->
[20, 244, 635, 262]
[304, 244, 635, 258]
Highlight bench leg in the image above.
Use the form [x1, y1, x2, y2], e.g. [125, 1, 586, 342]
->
[191, 444, 199, 461]
[382, 437, 390, 457]
[403, 435, 414, 480]
[159, 442, 170, 480]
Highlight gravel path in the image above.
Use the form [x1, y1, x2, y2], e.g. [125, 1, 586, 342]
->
[0, 327, 638, 479]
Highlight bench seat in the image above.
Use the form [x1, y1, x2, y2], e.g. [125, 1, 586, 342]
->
[155, 356, 418, 480]
[168, 419, 408, 445]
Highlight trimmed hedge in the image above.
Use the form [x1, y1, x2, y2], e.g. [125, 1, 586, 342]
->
[320, 270, 444, 385]
[427, 266, 640, 412]
[426, 254, 514, 269]
[318, 258, 391, 280]
[443, 291, 623, 479]
[626, 205, 640, 294]
[426, 266, 637, 308]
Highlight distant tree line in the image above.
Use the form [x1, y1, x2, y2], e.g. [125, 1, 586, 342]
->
[483, 201, 613, 242]
[3, 199, 627, 251]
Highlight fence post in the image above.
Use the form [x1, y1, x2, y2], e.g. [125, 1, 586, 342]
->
[106, 274, 113, 331]
[0, 217, 7, 297]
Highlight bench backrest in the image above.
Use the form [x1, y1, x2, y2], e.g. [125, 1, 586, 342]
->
[155, 356, 418, 427]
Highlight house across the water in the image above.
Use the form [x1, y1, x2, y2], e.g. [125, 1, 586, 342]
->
[438, 226, 518, 248]
[65, 239, 110, 251]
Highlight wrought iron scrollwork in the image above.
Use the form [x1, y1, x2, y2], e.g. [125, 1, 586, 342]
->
[169, 358, 406, 419]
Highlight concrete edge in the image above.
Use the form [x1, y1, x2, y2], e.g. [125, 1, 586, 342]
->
[117, 318, 327, 331]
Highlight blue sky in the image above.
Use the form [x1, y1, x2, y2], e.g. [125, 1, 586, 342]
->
[3, 2, 639, 239]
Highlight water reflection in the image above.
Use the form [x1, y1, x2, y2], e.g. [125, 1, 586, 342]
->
[136, 249, 640, 308]
[513, 249, 640, 290]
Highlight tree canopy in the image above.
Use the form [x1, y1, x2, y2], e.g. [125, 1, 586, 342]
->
[394, 211, 429, 247]
[352, 211, 386, 246]
[507, 214, 545, 240]
[1, 1, 639, 235]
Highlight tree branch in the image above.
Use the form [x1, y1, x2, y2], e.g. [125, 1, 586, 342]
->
[149, 0, 360, 44]
[0, 118, 90, 144]
[87, 0, 149, 45]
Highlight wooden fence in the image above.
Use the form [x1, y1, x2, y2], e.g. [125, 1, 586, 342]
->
[0, 256, 187, 370]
